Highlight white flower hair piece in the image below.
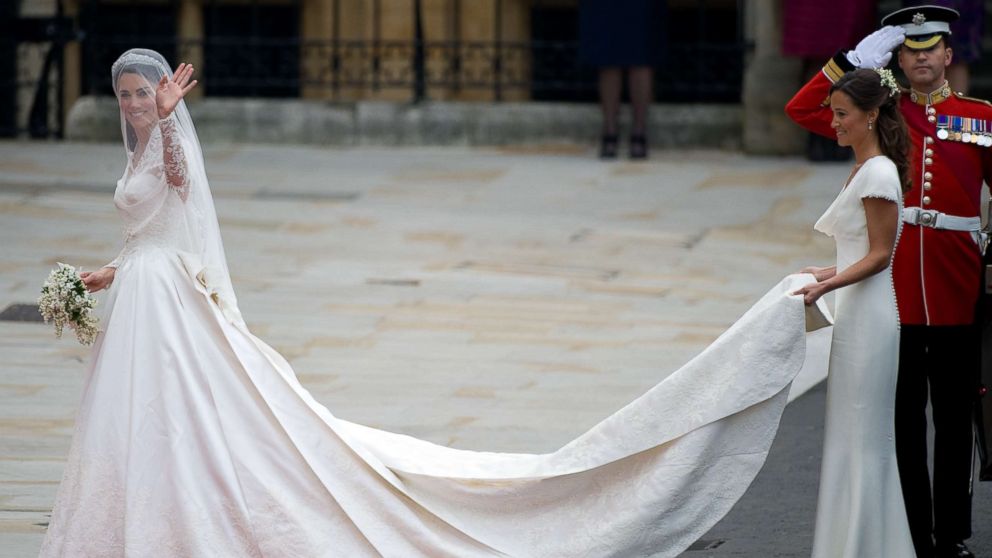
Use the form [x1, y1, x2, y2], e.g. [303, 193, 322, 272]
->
[874, 67, 899, 97]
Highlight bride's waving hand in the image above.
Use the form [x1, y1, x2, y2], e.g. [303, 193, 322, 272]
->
[156, 63, 197, 201]
[155, 62, 197, 119]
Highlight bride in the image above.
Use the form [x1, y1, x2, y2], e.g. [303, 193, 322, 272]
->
[41, 49, 828, 557]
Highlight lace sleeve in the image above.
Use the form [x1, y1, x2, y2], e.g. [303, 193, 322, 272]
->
[159, 116, 190, 202]
[105, 248, 124, 269]
[104, 223, 136, 269]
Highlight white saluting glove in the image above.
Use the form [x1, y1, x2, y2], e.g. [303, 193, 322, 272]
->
[845, 26, 906, 69]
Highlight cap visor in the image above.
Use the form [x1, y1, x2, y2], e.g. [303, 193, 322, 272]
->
[904, 35, 943, 49]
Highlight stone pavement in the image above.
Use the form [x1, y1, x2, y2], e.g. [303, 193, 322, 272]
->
[0, 141, 988, 556]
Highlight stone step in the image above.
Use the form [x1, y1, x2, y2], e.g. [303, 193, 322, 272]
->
[66, 96, 742, 149]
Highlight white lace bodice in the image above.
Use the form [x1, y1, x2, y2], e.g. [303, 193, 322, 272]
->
[108, 116, 195, 267]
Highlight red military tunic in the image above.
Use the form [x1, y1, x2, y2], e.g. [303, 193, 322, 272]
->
[785, 54, 992, 326]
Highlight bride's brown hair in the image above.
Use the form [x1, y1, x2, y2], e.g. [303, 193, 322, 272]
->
[830, 69, 911, 193]
[114, 62, 160, 152]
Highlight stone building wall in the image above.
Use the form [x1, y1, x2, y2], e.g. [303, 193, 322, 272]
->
[15, 0, 762, 150]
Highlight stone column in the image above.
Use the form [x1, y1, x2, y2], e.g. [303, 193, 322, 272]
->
[177, 0, 204, 101]
[63, 0, 82, 129]
[301, 0, 374, 102]
[741, 0, 803, 155]
[454, 0, 529, 102]
[301, 0, 333, 100]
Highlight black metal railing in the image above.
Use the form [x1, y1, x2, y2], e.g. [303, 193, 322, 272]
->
[7, 0, 748, 138]
[77, 0, 746, 102]
[79, 36, 744, 103]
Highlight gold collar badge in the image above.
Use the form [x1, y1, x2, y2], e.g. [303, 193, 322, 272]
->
[910, 81, 953, 106]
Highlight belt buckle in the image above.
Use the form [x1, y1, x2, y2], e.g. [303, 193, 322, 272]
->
[918, 209, 938, 227]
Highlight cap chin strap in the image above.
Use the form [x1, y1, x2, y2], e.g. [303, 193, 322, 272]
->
[904, 34, 944, 50]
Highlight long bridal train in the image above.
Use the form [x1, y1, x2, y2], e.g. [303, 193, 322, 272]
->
[41, 268, 831, 558]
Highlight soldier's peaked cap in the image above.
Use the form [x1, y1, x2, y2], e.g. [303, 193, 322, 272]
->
[881, 5, 959, 50]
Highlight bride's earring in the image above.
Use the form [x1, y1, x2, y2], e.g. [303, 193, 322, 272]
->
[868, 119, 873, 131]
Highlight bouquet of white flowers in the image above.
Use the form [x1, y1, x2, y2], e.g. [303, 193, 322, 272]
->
[38, 263, 100, 346]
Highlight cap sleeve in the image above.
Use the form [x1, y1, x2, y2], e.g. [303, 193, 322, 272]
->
[857, 157, 901, 203]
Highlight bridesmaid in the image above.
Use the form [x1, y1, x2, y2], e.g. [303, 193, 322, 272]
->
[792, 68, 917, 556]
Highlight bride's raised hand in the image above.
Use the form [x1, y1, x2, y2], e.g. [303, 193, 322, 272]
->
[156, 63, 198, 119]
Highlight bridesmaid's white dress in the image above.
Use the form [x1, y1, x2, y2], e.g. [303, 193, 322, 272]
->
[809, 156, 916, 557]
[40, 149, 832, 557]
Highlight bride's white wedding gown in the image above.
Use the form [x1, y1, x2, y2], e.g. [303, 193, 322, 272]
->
[40, 141, 831, 557]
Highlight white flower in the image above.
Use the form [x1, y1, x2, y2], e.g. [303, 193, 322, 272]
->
[38, 263, 101, 346]
[874, 67, 900, 97]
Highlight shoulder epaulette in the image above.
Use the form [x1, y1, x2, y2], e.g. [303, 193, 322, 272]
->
[953, 91, 992, 106]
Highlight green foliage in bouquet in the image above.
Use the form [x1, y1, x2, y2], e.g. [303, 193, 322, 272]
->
[38, 263, 100, 346]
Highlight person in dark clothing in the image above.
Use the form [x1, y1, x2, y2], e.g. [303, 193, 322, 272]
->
[578, 0, 665, 160]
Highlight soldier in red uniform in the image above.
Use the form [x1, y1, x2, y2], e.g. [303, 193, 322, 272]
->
[786, 6, 992, 558]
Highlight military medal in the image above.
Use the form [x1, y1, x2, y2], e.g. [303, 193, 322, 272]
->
[936, 115, 950, 140]
[934, 115, 992, 147]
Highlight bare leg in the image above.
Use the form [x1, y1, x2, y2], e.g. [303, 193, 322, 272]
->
[598, 67, 622, 158]
[628, 66, 653, 136]
[628, 66, 652, 158]
[598, 67, 622, 136]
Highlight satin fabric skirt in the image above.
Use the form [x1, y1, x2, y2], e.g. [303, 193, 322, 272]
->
[810, 270, 916, 557]
[40, 248, 826, 557]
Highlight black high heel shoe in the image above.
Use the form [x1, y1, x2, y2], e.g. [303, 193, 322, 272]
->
[629, 134, 648, 160]
[599, 134, 619, 159]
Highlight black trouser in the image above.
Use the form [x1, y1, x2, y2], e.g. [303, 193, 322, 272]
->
[896, 325, 979, 558]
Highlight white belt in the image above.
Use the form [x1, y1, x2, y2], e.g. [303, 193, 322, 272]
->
[901, 207, 981, 231]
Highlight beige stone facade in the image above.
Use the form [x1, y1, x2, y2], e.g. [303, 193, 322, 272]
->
[294, 0, 530, 101]
[16, 0, 766, 149]
[297, 0, 532, 102]
[18, 0, 534, 124]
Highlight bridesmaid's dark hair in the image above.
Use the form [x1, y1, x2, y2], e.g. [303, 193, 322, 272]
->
[830, 69, 911, 193]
